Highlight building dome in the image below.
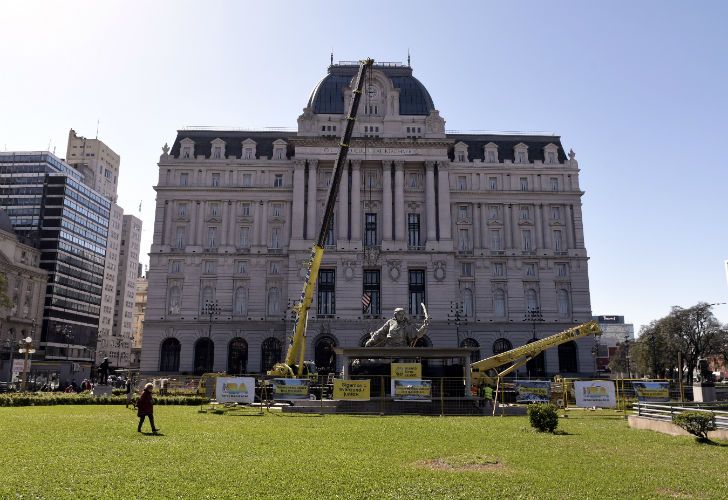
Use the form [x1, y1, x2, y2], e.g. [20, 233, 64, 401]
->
[0, 209, 15, 235]
[307, 62, 435, 116]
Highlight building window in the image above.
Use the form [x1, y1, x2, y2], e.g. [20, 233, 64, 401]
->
[493, 337, 513, 355]
[233, 287, 248, 315]
[551, 206, 561, 220]
[212, 147, 222, 159]
[210, 203, 220, 217]
[270, 262, 279, 275]
[462, 289, 474, 317]
[494, 289, 506, 317]
[274, 174, 283, 187]
[182, 147, 192, 159]
[365, 213, 377, 247]
[458, 176, 467, 190]
[517, 151, 527, 163]
[175, 227, 186, 248]
[314, 336, 337, 374]
[170, 260, 182, 273]
[325, 215, 335, 247]
[458, 229, 471, 252]
[558, 341, 578, 373]
[408, 270, 426, 316]
[558, 289, 571, 317]
[547, 151, 556, 164]
[487, 150, 497, 163]
[178, 203, 187, 218]
[193, 338, 214, 375]
[525, 263, 536, 277]
[522, 230, 532, 252]
[488, 205, 499, 219]
[159, 338, 181, 372]
[241, 202, 251, 216]
[554, 230, 563, 252]
[244, 148, 253, 159]
[520, 177, 529, 191]
[556, 263, 568, 277]
[235, 260, 247, 274]
[207, 227, 217, 248]
[242, 173, 252, 187]
[490, 230, 502, 251]
[526, 289, 539, 311]
[458, 205, 469, 222]
[489, 177, 497, 190]
[317, 269, 336, 316]
[180, 173, 189, 186]
[267, 287, 280, 315]
[324, 171, 332, 187]
[409, 173, 418, 188]
[228, 338, 248, 374]
[203, 260, 215, 274]
[272, 203, 282, 217]
[261, 337, 282, 373]
[239, 227, 250, 249]
[168, 287, 181, 315]
[270, 227, 281, 249]
[211, 173, 220, 186]
[363, 270, 381, 315]
[407, 213, 420, 248]
[461, 262, 472, 277]
[520, 206, 530, 220]
[493, 262, 504, 277]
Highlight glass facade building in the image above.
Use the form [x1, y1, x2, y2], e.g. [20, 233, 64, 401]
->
[0, 152, 110, 377]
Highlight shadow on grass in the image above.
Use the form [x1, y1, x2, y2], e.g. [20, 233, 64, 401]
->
[697, 439, 728, 447]
[140, 431, 165, 437]
[552, 429, 575, 436]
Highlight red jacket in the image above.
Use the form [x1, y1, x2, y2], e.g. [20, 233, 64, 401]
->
[137, 389, 153, 416]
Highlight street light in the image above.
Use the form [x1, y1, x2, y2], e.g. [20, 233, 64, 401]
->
[18, 332, 36, 392]
[623, 334, 631, 379]
[448, 301, 464, 347]
[202, 300, 220, 372]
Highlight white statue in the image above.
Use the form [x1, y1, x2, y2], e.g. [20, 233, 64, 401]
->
[364, 306, 430, 348]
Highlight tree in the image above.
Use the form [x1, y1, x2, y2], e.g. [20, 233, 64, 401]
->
[669, 303, 724, 385]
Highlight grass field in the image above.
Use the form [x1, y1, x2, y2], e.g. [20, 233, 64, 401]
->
[1, 405, 726, 499]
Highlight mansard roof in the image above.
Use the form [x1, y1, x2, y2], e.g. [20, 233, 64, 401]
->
[169, 130, 296, 159]
[446, 134, 567, 163]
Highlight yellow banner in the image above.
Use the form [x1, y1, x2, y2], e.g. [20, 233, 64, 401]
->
[333, 379, 370, 401]
[391, 363, 421, 379]
[392, 379, 432, 401]
[272, 378, 309, 399]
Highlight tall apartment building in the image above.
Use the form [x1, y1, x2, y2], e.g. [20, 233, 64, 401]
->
[66, 129, 120, 203]
[108, 214, 142, 367]
[130, 276, 148, 369]
[97, 203, 123, 362]
[142, 60, 593, 376]
[0, 152, 110, 384]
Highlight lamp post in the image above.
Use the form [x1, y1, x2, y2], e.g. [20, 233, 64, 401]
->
[448, 301, 464, 347]
[623, 334, 631, 379]
[18, 323, 36, 392]
[202, 300, 220, 372]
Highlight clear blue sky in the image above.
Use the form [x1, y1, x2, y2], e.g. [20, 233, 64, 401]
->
[2, 0, 727, 333]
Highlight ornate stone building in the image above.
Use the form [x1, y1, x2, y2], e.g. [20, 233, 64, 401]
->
[142, 61, 593, 376]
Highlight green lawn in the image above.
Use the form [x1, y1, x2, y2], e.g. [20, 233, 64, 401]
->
[1, 406, 725, 499]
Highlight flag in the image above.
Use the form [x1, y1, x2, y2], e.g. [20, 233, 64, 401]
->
[361, 292, 371, 311]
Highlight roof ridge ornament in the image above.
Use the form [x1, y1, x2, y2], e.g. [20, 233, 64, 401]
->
[568, 148, 575, 160]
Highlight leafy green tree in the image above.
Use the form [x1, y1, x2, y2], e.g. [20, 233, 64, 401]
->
[670, 303, 724, 385]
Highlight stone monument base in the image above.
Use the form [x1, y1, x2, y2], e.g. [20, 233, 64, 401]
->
[692, 384, 716, 403]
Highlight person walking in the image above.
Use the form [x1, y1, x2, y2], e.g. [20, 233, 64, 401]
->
[137, 383, 160, 433]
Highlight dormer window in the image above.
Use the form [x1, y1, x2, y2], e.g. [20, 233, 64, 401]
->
[211, 138, 226, 159]
[454, 142, 469, 163]
[514, 143, 529, 164]
[484, 142, 499, 164]
[180, 138, 194, 159]
[242, 138, 257, 159]
[544, 143, 559, 165]
[272, 139, 287, 160]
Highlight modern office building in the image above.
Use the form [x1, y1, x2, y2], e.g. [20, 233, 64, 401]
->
[142, 60, 594, 376]
[66, 129, 120, 203]
[0, 209, 47, 382]
[592, 315, 635, 373]
[0, 152, 110, 384]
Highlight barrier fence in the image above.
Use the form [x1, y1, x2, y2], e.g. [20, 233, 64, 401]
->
[633, 401, 728, 429]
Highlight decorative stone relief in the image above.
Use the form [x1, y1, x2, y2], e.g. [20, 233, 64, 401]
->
[343, 261, 356, 281]
[387, 260, 401, 281]
[363, 247, 380, 266]
[433, 260, 446, 281]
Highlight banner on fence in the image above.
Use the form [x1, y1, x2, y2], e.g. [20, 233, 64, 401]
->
[272, 378, 310, 400]
[333, 379, 370, 401]
[216, 377, 255, 404]
[632, 381, 670, 402]
[391, 363, 421, 379]
[574, 380, 616, 408]
[391, 379, 431, 401]
[515, 380, 551, 403]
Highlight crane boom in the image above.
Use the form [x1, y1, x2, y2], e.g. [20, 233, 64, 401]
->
[269, 58, 374, 378]
[471, 321, 602, 385]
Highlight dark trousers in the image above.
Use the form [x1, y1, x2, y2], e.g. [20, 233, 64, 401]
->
[138, 414, 157, 432]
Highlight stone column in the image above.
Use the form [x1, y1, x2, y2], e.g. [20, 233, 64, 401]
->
[258, 201, 268, 248]
[481, 203, 489, 251]
[292, 160, 305, 240]
[535, 204, 543, 249]
[437, 162, 452, 242]
[338, 163, 349, 241]
[350, 161, 362, 244]
[306, 160, 318, 240]
[543, 206, 551, 249]
[192, 201, 201, 246]
[394, 161, 405, 243]
[511, 204, 520, 250]
[164, 201, 173, 246]
[565, 204, 574, 250]
[503, 205, 512, 249]
[382, 161, 393, 243]
[473, 203, 481, 250]
[425, 161, 437, 243]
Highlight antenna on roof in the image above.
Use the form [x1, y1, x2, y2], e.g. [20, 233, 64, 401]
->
[330, 51, 333, 65]
[96, 119, 99, 139]
[407, 49, 411, 67]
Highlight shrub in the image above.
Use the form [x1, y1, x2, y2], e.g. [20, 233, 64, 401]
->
[673, 411, 716, 441]
[0, 392, 208, 407]
[528, 403, 559, 433]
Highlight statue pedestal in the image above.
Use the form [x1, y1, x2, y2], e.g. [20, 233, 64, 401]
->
[692, 384, 716, 403]
[92, 385, 113, 397]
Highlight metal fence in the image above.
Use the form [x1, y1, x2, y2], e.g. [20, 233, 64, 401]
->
[633, 401, 728, 429]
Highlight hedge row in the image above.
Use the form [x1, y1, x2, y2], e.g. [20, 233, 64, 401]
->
[0, 393, 208, 407]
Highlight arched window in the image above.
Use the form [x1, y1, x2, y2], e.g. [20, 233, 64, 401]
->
[201, 287, 214, 313]
[462, 289, 474, 318]
[460, 338, 480, 364]
[558, 341, 578, 373]
[526, 289, 538, 311]
[267, 288, 280, 315]
[233, 287, 248, 316]
[492, 338, 512, 355]
[261, 337, 282, 373]
[314, 336, 337, 374]
[194, 337, 214, 375]
[168, 287, 181, 315]
[526, 338, 546, 377]
[558, 289, 570, 318]
[227, 337, 248, 374]
[494, 289, 506, 317]
[159, 338, 181, 372]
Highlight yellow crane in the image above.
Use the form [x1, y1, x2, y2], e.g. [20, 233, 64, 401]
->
[268, 58, 374, 378]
